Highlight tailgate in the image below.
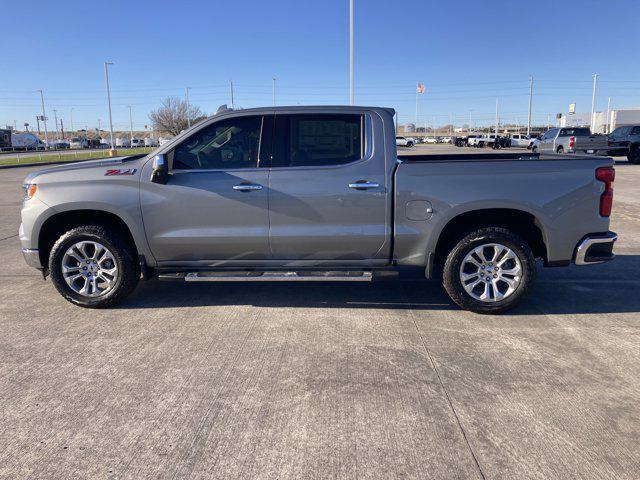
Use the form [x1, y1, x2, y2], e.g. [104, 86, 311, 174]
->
[575, 135, 608, 151]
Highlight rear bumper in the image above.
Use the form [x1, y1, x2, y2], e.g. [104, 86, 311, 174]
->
[574, 232, 617, 265]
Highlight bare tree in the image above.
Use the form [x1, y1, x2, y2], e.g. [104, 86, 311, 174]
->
[149, 97, 206, 136]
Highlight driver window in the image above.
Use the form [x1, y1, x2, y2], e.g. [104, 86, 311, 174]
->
[170, 116, 263, 170]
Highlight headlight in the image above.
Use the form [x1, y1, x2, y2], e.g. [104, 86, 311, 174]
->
[23, 184, 37, 201]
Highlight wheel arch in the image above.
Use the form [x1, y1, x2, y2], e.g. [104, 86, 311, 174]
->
[38, 209, 139, 269]
[432, 208, 548, 273]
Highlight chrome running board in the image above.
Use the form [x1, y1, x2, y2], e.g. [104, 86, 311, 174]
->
[159, 271, 373, 282]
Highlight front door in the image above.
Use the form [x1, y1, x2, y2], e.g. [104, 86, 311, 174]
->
[266, 112, 390, 265]
[140, 114, 271, 266]
[539, 128, 557, 152]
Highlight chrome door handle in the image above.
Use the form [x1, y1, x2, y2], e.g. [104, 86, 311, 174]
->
[233, 183, 263, 191]
[349, 182, 381, 190]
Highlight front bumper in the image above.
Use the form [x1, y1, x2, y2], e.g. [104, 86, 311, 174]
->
[574, 232, 617, 265]
[22, 248, 43, 269]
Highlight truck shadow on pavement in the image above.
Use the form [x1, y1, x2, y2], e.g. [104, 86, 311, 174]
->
[117, 255, 640, 316]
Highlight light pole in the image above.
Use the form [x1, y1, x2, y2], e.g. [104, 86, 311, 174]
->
[104, 61, 116, 154]
[272, 77, 276, 106]
[128, 106, 133, 147]
[229, 80, 235, 109]
[590, 73, 598, 133]
[349, 0, 354, 105]
[53, 109, 59, 141]
[37, 90, 49, 149]
[468, 109, 473, 133]
[70, 108, 74, 133]
[527, 76, 533, 137]
[185, 87, 191, 128]
[606, 97, 611, 134]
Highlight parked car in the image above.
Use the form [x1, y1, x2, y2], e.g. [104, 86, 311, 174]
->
[468, 134, 498, 148]
[606, 125, 640, 164]
[69, 137, 88, 149]
[20, 105, 617, 314]
[115, 137, 131, 148]
[423, 137, 438, 144]
[130, 138, 144, 148]
[440, 137, 452, 144]
[531, 128, 609, 155]
[45, 139, 70, 149]
[396, 136, 414, 147]
[453, 134, 480, 147]
[510, 134, 531, 148]
[144, 137, 159, 147]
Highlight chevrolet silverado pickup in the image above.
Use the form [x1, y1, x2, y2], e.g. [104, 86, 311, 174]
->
[20, 106, 617, 314]
[531, 127, 609, 155]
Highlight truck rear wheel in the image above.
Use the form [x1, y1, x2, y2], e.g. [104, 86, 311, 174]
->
[629, 145, 640, 164]
[49, 225, 140, 308]
[442, 227, 536, 314]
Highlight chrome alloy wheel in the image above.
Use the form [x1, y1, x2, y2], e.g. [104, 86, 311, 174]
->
[61, 241, 118, 297]
[459, 243, 522, 303]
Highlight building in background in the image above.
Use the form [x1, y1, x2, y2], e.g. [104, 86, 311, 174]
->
[559, 108, 640, 134]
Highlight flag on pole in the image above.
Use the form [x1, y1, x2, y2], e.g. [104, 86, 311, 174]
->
[416, 83, 426, 94]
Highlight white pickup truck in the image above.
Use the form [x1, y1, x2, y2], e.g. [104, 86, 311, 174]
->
[468, 134, 498, 148]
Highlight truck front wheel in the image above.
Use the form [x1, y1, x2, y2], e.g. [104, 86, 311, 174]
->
[629, 145, 640, 164]
[442, 227, 536, 314]
[49, 225, 140, 308]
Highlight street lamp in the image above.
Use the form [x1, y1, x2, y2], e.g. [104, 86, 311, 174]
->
[104, 61, 116, 155]
[37, 90, 49, 149]
[128, 106, 134, 147]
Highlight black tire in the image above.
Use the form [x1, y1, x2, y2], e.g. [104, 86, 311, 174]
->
[442, 227, 536, 314]
[49, 225, 140, 308]
[531, 146, 538, 153]
[628, 145, 640, 164]
[556, 146, 564, 154]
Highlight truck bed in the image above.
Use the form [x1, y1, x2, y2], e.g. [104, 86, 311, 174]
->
[392, 153, 613, 269]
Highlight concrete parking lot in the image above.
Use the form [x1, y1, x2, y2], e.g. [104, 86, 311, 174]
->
[1, 149, 639, 479]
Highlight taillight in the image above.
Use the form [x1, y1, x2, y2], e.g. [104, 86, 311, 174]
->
[569, 136, 575, 149]
[596, 166, 615, 217]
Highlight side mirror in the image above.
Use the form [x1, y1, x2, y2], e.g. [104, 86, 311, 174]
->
[151, 154, 169, 185]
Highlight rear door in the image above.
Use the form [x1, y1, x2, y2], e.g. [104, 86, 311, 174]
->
[267, 111, 390, 264]
[140, 114, 271, 265]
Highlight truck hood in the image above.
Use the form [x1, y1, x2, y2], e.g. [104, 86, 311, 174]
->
[24, 155, 147, 184]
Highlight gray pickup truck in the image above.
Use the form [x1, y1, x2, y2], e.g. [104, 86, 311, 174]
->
[20, 106, 617, 314]
[531, 127, 609, 155]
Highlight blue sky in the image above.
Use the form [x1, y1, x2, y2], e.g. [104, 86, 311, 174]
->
[2, 0, 639, 132]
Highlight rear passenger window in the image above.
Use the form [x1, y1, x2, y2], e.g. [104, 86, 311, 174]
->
[272, 114, 363, 167]
[632, 127, 640, 135]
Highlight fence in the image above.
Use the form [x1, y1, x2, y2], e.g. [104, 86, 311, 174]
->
[0, 147, 154, 167]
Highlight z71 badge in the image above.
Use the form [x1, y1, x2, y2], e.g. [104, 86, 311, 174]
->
[105, 168, 137, 176]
